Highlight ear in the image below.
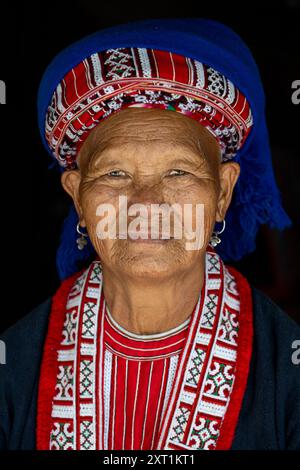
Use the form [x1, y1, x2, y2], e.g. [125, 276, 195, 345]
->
[61, 170, 86, 227]
[216, 162, 240, 222]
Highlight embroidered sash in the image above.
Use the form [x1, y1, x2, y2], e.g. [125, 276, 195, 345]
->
[37, 248, 253, 450]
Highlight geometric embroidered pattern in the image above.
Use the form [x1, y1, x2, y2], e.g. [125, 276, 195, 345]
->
[49, 262, 101, 450]
[80, 360, 93, 398]
[50, 422, 74, 450]
[45, 48, 253, 170]
[186, 348, 205, 388]
[156, 248, 241, 450]
[190, 416, 219, 450]
[170, 406, 191, 443]
[82, 302, 97, 338]
[80, 421, 94, 450]
[55, 365, 73, 400]
[48, 247, 242, 450]
[201, 293, 218, 329]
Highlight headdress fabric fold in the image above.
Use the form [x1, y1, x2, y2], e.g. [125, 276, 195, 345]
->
[37, 18, 291, 280]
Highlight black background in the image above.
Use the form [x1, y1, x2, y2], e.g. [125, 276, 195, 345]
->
[0, 0, 299, 333]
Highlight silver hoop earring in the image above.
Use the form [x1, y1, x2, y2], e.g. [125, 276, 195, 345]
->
[76, 223, 89, 250]
[210, 220, 226, 248]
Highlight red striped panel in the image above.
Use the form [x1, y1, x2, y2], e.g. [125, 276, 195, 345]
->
[112, 355, 127, 449]
[123, 359, 139, 449]
[171, 53, 190, 84]
[73, 61, 89, 97]
[132, 360, 153, 449]
[107, 350, 173, 449]
[63, 70, 78, 106]
[152, 49, 174, 80]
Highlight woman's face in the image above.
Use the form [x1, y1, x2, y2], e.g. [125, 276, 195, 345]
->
[62, 108, 240, 280]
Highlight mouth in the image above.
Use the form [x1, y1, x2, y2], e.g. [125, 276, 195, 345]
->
[126, 229, 175, 242]
[128, 237, 173, 244]
[126, 231, 175, 244]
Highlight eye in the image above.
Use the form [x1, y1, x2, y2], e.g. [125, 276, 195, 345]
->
[168, 169, 188, 177]
[106, 169, 127, 177]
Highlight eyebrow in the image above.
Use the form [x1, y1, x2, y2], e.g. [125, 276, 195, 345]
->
[86, 140, 208, 169]
[85, 146, 122, 170]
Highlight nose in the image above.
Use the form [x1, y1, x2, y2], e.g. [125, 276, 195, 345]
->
[129, 183, 164, 210]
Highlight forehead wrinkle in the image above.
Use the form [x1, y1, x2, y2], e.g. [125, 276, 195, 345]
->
[79, 116, 220, 173]
[89, 139, 208, 169]
[88, 113, 202, 142]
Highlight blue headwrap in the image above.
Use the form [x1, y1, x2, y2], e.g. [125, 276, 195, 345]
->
[37, 18, 291, 280]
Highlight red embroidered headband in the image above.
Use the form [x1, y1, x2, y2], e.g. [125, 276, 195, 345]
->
[45, 47, 253, 170]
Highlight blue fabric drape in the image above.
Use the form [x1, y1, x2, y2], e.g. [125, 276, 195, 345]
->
[37, 18, 291, 280]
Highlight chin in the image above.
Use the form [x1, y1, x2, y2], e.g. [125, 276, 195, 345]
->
[125, 264, 177, 279]
[116, 252, 191, 278]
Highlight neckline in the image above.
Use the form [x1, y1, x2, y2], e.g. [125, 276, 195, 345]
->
[105, 304, 191, 340]
[103, 302, 192, 360]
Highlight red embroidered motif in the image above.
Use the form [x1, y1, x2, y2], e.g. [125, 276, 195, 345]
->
[45, 48, 253, 169]
[36, 248, 253, 450]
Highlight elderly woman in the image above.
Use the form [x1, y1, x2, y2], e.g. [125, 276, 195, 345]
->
[0, 18, 299, 451]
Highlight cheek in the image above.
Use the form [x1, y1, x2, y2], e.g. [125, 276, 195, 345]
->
[166, 179, 218, 213]
[80, 185, 130, 258]
[166, 180, 218, 241]
[81, 183, 121, 226]
[82, 196, 117, 260]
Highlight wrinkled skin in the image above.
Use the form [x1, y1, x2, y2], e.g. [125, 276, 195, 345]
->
[62, 108, 240, 334]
